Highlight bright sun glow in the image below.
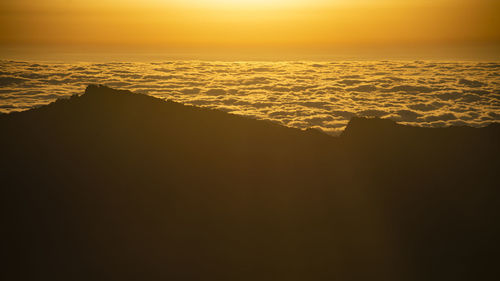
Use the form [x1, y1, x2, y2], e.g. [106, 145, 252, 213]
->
[195, 0, 291, 4]
[1, 0, 498, 59]
[168, 0, 308, 9]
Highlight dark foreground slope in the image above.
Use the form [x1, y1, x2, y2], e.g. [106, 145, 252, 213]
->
[1, 85, 499, 281]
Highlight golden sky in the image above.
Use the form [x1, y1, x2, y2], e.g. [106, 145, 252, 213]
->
[1, 0, 499, 59]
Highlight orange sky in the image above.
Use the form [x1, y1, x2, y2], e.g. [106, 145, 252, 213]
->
[1, 0, 499, 59]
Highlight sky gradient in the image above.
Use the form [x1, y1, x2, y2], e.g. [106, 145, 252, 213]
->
[1, 0, 499, 59]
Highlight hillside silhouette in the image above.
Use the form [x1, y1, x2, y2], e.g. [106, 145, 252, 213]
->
[2, 85, 499, 281]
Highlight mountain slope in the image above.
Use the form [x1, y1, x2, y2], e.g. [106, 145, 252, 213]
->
[1, 85, 499, 281]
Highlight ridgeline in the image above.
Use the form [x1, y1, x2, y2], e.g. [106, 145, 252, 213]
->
[2, 85, 499, 281]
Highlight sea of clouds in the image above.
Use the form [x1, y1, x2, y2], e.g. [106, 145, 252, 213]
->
[1, 60, 499, 135]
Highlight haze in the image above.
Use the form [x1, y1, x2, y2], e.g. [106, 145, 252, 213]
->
[1, 0, 499, 59]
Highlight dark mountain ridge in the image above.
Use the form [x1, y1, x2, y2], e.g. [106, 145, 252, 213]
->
[2, 85, 499, 281]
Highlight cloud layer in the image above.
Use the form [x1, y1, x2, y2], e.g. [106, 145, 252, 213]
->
[1, 60, 499, 134]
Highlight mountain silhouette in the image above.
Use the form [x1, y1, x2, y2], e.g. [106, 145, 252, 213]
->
[2, 85, 499, 281]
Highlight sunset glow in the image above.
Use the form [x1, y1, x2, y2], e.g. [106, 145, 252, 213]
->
[1, 0, 498, 59]
[2, 1, 500, 279]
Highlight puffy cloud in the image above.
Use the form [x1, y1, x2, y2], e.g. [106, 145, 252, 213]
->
[357, 109, 390, 118]
[458, 78, 486, 88]
[435, 91, 462, 101]
[384, 85, 434, 93]
[331, 110, 357, 120]
[180, 88, 201, 95]
[347, 85, 378, 93]
[204, 89, 226, 96]
[460, 94, 482, 103]
[394, 110, 422, 122]
[242, 77, 272, 85]
[488, 112, 500, 120]
[297, 101, 332, 110]
[338, 79, 364, 86]
[0, 77, 27, 86]
[424, 113, 458, 122]
[0, 60, 498, 135]
[408, 102, 445, 112]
